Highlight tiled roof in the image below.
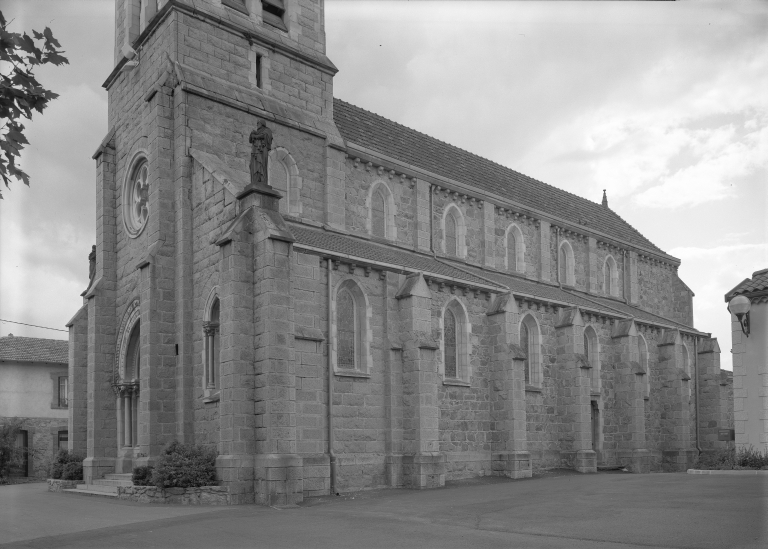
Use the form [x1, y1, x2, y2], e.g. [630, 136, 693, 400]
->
[333, 98, 665, 256]
[289, 224, 505, 289]
[575, 292, 704, 334]
[0, 336, 68, 364]
[725, 268, 768, 301]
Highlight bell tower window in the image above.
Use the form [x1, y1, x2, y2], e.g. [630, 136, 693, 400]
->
[262, 0, 288, 31]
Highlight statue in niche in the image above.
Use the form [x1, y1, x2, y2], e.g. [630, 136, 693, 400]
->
[88, 245, 96, 284]
[249, 121, 273, 187]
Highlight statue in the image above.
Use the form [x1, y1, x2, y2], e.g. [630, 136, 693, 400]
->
[88, 245, 96, 284]
[249, 121, 273, 187]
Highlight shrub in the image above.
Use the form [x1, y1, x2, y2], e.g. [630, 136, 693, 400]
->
[0, 419, 26, 483]
[132, 465, 154, 486]
[736, 446, 768, 469]
[50, 449, 85, 480]
[151, 441, 217, 489]
[693, 448, 735, 470]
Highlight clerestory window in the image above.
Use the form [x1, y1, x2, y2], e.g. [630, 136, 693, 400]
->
[262, 0, 287, 31]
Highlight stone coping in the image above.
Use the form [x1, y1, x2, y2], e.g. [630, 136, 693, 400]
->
[47, 479, 80, 491]
[687, 469, 768, 476]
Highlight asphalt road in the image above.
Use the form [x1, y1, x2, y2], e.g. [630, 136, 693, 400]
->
[1, 471, 765, 549]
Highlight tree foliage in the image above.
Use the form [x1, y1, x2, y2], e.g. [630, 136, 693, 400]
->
[0, 10, 68, 199]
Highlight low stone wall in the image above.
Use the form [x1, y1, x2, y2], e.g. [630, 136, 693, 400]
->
[47, 479, 79, 491]
[116, 485, 230, 505]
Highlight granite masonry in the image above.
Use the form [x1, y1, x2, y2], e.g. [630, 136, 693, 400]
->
[68, 0, 733, 505]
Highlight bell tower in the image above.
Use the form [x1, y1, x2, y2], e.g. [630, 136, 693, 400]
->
[77, 0, 342, 502]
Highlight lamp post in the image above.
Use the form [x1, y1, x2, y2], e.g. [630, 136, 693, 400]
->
[728, 295, 751, 337]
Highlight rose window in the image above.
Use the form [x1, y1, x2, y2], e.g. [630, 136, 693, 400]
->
[124, 158, 149, 237]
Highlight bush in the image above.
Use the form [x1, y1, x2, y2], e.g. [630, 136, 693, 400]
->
[132, 465, 154, 486]
[736, 446, 768, 469]
[50, 449, 85, 480]
[0, 419, 26, 483]
[693, 446, 768, 470]
[151, 441, 217, 489]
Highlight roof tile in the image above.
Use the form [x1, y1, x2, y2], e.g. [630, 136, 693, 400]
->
[0, 336, 68, 364]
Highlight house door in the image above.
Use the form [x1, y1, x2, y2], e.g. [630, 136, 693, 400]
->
[11, 430, 29, 477]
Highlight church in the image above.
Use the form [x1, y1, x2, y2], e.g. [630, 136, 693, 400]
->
[67, 0, 731, 505]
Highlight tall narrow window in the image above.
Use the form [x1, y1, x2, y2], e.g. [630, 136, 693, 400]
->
[204, 299, 220, 391]
[269, 157, 289, 215]
[604, 255, 618, 297]
[445, 212, 458, 257]
[559, 241, 574, 286]
[57, 431, 68, 452]
[638, 335, 649, 399]
[58, 376, 68, 408]
[255, 54, 263, 88]
[371, 188, 386, 238]
[521, 321, 530, 384]
[444, 309, 458, 379]
[337, 289, 356, 369]
[507, 232, 517, 273]
[559, 247, 567, 283]
[585, 326, 599, 391]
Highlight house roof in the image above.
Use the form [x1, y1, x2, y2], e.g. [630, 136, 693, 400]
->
[0, 336, 68, 364]
[333, 98, 665, 256]
[724, 268, 768, 301]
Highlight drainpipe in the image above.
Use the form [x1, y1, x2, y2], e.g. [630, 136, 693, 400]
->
[693, 336, 702, 456]
[327, 258, 337, 494]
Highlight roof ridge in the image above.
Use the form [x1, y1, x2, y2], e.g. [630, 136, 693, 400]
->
[333, 98, 663, 254]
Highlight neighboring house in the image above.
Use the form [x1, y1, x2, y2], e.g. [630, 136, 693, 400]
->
[0, 335, 69, 479]
[726, 268, 768, 451]
[69, 0, 729, 505]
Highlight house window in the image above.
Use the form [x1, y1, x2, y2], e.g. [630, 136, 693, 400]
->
[337, 289, 356, 369]
[57, 431, 68, 452]
[262, 0, 287, 31]
[204, 298, 220, 392]
[58, 376, 68, 408]
[445, 212, 458, 257]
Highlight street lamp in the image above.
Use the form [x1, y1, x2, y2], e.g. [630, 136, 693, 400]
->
[728, 295, 751, 337]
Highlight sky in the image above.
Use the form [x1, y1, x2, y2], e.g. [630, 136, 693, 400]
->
[1, 0, 766, 370]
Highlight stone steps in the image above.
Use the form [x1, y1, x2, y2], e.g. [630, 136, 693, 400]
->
[63, 487, 119, 498]
[61, 473, 133, 499]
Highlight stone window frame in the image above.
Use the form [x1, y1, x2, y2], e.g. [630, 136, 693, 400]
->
[681, 341, 691, 379]
[330, 277, 372, 378]
[603, 254, 619, 297]
[202, 286, 221, 402]
[584, 324, 601, 394]
[269, 147, 302, 217]
[441, 203, 467, 259]
[504, 223, 526, 274]
[366, 180, 397, 241]
[222, 0, 249, 15]
[520, 313, 542, 387]
[439, 297, 472, 385]
[125, 0, 164, 46]
[49, 370, 69, 409]
[249, 43, 272, 92]
[558, 240, 576, 287]
[122, 150, 150, 239]
[638, 333, 650, 400]
[49, 425, 68, 455]
[261, 0, 288, 32]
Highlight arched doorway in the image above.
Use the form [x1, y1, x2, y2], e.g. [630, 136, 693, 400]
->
[115, 318, 140, 473]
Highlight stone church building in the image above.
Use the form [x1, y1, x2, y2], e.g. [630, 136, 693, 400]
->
[67, 0, 731, 504]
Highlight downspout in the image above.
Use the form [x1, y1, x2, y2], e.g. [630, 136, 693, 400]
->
[326, 258, 337, 494]
[693, 336, 702, 455]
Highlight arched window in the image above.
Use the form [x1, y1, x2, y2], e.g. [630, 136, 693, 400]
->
[559, 240, 575, 286]
[337, 289, 356, 369]
[269, 148, 302, 217]
[520, 314, 541, 386]
[604, 255, 619, 297]
[584, 325, 600, 392]
[333, 279, 370, 374]
[371, 188, 386, 238]
[204, 298, 220, 392]
[445, 211, 458, 257]
[367, 181, 396, 240]
[442, 299, 471, 383]
[505, 224, 525, 274]
[682, 343, 691, 379]
[638, 333, 649, 399]
[442, 204, 466, 258]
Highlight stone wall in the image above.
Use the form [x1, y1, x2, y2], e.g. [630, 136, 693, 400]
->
[117, 485, 230, 505]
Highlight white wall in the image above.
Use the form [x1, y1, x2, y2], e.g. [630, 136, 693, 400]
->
[0, 362, 69, 419]
[732, 302, 768, 450]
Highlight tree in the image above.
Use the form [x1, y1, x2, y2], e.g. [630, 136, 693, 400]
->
[0, 10, 68, 199]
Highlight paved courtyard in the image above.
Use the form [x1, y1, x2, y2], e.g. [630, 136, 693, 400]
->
[1, 471, 765, 548]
